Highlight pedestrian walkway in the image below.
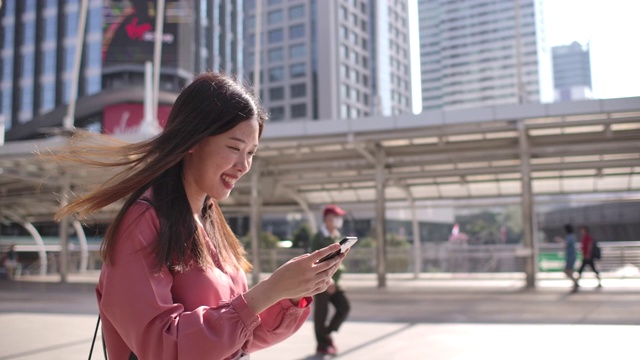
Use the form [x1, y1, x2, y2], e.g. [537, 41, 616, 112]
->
[1, 272, 639, 359]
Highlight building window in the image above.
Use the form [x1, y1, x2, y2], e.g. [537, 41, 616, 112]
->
[340, 25, 348, 39]
[290, 83, 306, 98]
[289, 4, 304, 19]
[290, 63, 306, 78]
[268, 66, 284, 82]
[289, 24, 305, 40]
[268, 10, 283, 24]
[268, 0, 282, 5]
[291, 103, 307, 118]
[290, 44, 305, 59]
[341, 84, 349, 98]
[268, 29, 284, 43]
[270, 106, 285, 121]
[269, 87, 284, 101]
[339, 6, 348, 20]
[246, 16, 255, 29]
[268, 48, 284, 62]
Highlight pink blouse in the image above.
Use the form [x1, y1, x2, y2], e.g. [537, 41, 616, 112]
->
[96, 200, 311, 359]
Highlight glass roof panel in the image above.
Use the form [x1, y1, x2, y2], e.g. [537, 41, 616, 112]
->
[468, 182, 499, 196]
[498, 181, 521, 195]
[560, 178, 595, 192]
[595, 175, 631, 191]
[533, 179, 561, 193]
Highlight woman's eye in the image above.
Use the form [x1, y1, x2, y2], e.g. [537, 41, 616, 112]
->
[228, 146, 240, 151]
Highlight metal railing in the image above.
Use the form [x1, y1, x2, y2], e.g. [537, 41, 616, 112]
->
[8, 241, 640, 276]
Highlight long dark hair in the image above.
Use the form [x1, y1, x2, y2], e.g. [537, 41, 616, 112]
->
[54, 72, 267, 272]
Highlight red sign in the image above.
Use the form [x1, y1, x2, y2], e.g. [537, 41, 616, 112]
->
[103, 103, 172, 135]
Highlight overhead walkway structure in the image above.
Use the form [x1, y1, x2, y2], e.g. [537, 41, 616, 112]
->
[0, 97, 639, 287]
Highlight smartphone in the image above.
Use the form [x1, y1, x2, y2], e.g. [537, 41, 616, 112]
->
[316, 236, 358, 263]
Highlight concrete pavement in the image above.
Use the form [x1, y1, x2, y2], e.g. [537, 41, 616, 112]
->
[1, 272, 639, 359]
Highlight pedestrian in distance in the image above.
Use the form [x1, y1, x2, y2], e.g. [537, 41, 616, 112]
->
[52, 72, 347, 360]
[311, 205, 351, 356]
[561, 224, 579, 292]
[576, 225, 602, 288]
[2, 244, 19, 280]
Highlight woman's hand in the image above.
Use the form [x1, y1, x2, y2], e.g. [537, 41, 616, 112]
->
[244, 244, 345, 314]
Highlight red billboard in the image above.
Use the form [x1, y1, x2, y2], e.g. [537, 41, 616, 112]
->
[103, 103, 172, 135]
[102, 1, 193, 67]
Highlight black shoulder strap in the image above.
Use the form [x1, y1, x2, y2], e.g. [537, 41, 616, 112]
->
[88, 314, 104, 360]
[89, 314, 137, 360]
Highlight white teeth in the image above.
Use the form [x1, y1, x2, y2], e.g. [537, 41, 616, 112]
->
[222, 175, 236, 185]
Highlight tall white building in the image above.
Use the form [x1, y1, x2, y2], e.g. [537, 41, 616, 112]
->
[418, 0, 552, 111]
[243, 0, 412, 121]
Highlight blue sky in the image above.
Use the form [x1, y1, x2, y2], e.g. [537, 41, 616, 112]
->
[409, 0, 640, 113]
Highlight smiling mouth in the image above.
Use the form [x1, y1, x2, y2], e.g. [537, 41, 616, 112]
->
[222, 174, 237, 188]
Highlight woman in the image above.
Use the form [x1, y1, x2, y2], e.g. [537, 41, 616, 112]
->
[54, 72, 345, 359]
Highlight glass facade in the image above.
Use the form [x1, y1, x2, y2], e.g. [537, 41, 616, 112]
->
[1, 1, 16, 129]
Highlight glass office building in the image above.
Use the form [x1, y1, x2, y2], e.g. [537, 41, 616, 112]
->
[1, 0, 244, 141]
[244, 0, 413, 121]
[551, 41, 592, 102]
[418, 0, 552, 111]
[0, 0, 102, 133]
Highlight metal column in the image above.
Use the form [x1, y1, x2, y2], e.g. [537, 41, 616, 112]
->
[20, 222, 47, 276]
[518, 120, 537, 288]
[250, 161, 262, 286]
[73, 220, 89, 273]
[58, 174, 71, 283]
[375, 144, 387, 288]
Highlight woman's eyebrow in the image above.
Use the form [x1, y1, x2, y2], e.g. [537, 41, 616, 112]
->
[228, 136, 259, 148]
[228, 136, 247, 144]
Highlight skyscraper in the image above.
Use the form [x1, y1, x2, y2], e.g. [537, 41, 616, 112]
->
[1, 0, 103, 136]
[551, 41, 592, 102]
[243, 0, 412, 121]
[418, 0, 552, 111]
[1, 0, 244, 141]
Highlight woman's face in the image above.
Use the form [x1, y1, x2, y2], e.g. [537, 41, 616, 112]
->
[183, 118, 259, 203]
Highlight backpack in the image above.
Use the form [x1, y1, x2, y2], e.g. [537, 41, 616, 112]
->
[592, 242, 602, 260]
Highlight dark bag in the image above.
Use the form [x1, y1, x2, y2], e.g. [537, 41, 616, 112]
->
[592, 242, 602, 260]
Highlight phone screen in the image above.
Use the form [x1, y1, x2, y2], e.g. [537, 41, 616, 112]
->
[316, 237, 358, 263]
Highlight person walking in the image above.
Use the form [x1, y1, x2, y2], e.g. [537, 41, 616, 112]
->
[576, 226, 602, 288]
[311, 205, 351, 356]
[52, 72, 347, 360]
[559, 224, 579, 292]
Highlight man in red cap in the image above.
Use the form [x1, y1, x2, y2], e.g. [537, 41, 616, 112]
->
[310, 204, 350, 355]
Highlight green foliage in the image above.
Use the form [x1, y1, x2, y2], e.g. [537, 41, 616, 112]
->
[292, 223, 312, 249]
[354, 234, 410, 249]
[456, 206, 523, 244]
[240, 231, 280, 249]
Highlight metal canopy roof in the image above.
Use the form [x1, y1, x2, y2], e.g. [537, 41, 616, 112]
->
[0, 97, 639, 223]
